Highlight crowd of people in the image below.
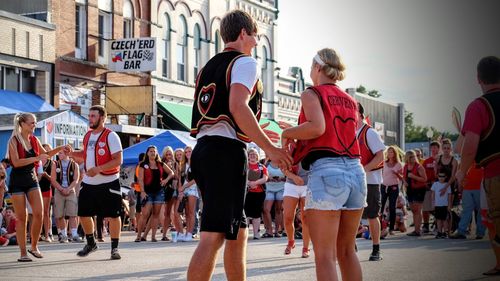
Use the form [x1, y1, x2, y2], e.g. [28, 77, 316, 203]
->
[1, 8, 499, 281]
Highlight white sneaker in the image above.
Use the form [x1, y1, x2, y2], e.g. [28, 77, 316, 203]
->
[177, 233, 185, 242]
[184, 233, 193, 242]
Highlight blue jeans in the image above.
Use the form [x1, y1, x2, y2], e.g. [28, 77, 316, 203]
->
[458, 190, 485, 236]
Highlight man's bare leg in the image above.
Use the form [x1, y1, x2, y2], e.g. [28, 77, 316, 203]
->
[224, 228, 248, 281]
[187, 231, 225, 281]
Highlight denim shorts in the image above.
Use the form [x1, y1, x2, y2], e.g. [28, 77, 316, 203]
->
[146, 190, 165, 205]
[265, 189, 284, 201]
[184, 185, 199, 198]
[305, 157, 367, 211]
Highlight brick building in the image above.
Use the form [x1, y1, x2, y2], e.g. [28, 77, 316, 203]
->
[0, 7, 55, 102]
[52, 0, 152, 122]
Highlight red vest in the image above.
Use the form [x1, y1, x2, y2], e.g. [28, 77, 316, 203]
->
[143, 161, 164, 186]
[12, 135, 40, 168]
[83, 128, 120, 176]
[358, 124, 383, 170]
[403, 163, 426, 189]
[293, 84, 360, 164]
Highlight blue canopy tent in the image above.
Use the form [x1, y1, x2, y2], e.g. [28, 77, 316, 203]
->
[122, 130, 195, 166]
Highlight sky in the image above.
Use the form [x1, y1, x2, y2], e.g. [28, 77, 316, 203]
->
[276, 0, 500, 132]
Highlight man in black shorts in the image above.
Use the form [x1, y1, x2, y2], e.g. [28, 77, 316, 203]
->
[66, 105, 123, 260]
[187, 10, 291, 281]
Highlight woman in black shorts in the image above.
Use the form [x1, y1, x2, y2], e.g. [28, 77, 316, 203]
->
[161, 146, 176, 241]
[244, 148, 268, 239]
[403, 150, 428, 237]
[7, 113, 64, 262]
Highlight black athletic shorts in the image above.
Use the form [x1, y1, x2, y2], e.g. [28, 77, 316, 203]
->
[78, 179, 122, 218]
[434, 206, 449, 221]
[407, 187, 426, 203]
[191, 136, 248, 240]
[362, 184, 382, 219]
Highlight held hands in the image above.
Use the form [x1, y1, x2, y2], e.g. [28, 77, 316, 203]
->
[266, 146, 292, 171]
[63, 145, 73, 155]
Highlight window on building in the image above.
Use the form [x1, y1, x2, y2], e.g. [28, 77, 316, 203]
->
[177, 15, 187, 82]
[21, 70, 36, 94]
[98, 10, 112, 64]
[162, 13, 171, 78]
[261, 46, 268, 97]
[123, 0, 133, 38]
[214, 30, 221, 54]
[5, 67, 19, 91]
[193, 24, 201, 82]
[75, 4, 87, 59]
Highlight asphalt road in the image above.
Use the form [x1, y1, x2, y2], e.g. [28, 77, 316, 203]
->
[0, 229, 496, 281]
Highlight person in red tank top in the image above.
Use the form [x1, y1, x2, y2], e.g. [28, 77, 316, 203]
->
[281, 48, 364, 281]
[7, 113, 65, 262]
[421, 141, 441, 234]
[403, 150, 428, 236]
[66, 105, 123, 260]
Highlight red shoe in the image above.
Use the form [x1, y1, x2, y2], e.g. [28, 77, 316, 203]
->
[301, 247, 310, 258]
[284, 240, 295, 255]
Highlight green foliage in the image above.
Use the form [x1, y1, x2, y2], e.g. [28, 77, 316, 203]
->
[356, 85, 381, 98]
[405, 111, 458, 142]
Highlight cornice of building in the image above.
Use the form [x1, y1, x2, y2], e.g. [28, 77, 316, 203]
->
[0, 10, 55, 30]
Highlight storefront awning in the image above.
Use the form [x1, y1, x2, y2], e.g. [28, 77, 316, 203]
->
[157, 101, 193, 131]
[0, 90, 55, 114]
[259, 118, 283, 136]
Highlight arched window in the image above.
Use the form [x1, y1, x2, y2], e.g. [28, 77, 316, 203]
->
[122, 0, 133, 38]
[162, 13, 171, 78]
[193, 24, 201, 82]
[177, 15, 187, 82]
[214, 30, 221, 54]
[261, 46, 268, 97]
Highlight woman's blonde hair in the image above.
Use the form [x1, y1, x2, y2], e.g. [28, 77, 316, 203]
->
[315, 48, 346, 82]
[404, 150, 416, 164]
[161, 146, 174, 159]
[10, 112, 36, 152]
[385, 145, 404, 163]
[174, 148, 186, 173]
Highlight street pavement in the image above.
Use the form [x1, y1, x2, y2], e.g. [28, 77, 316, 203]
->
[0, 230, 496, 281]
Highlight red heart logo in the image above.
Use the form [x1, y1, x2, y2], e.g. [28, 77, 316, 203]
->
[46, 121, 53, 134]
[332, 116, 358, 156]
[197, 84, 216, 115]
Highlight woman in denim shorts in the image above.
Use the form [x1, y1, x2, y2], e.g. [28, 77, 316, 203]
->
[282, 48, 366, 280]
[135, 146, 174, 242]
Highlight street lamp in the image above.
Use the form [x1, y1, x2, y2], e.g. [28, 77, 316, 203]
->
[426, 130, 433, 157]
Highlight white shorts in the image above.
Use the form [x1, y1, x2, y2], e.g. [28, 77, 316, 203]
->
[283, 182, 307, 199]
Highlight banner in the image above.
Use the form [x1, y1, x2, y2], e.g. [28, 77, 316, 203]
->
[59, 83, 92, 116]
[109, 37, 156, 72]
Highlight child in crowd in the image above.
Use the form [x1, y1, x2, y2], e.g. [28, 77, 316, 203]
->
[431, 173, 452, 238]
[395, 193, 408, 233]
[0, 207, 17, 246]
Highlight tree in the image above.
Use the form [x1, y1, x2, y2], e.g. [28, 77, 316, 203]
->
[404, 110, 458, 143]
[356, 85, 367, 94]
[356, 85, 381, 98]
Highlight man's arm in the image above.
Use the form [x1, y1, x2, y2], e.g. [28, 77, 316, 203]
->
[456, 132, 480, 184]
[365, 151, 384, 172]
[229, 84, 291, 168]
[68, 162, 80, 193]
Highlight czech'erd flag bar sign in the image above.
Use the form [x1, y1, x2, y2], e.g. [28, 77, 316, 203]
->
[109, 37, 156, 72]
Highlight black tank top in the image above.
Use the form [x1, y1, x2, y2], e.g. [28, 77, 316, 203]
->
[9, 149, 39, 189]
[436, 155, 453, 181]
[39, 160, 52, 192]
[145, 168, 161, 194]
